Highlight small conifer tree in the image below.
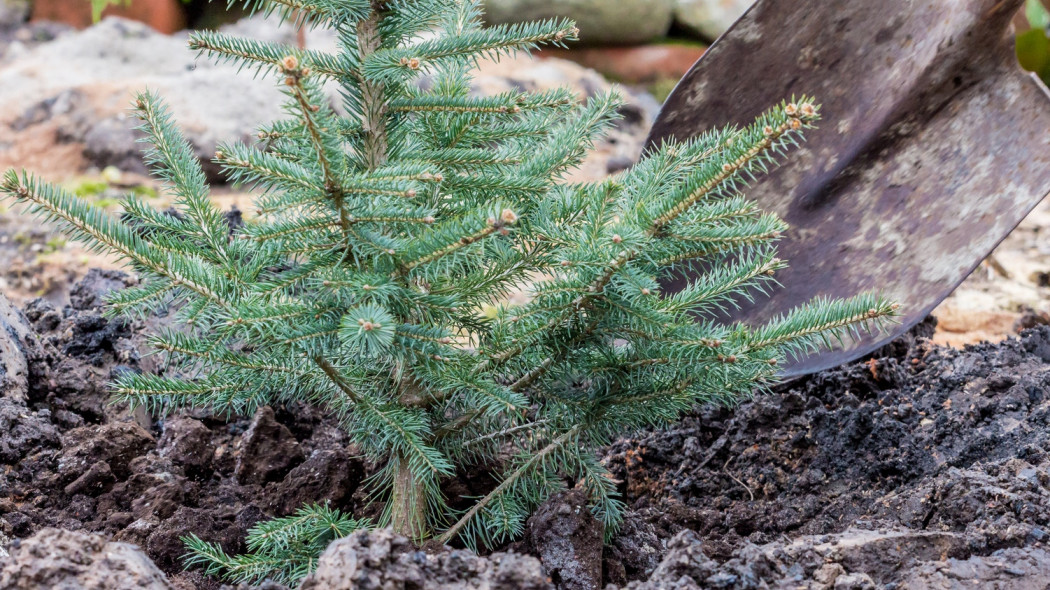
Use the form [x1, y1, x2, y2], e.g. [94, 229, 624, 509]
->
[1, 0, 894, 568]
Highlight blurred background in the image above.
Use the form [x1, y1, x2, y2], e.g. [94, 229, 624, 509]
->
[3, 0, 1050, 346]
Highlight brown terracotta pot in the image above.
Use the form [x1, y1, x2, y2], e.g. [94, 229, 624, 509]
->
[539, 44, 707, 84]
[31, 0, 187, 34]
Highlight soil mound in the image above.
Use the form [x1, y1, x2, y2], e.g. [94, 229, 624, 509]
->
[1, 274, 1049, 589]
[604, 317, 1050, 587]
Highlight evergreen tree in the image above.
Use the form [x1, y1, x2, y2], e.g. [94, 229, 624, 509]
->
[0, 0, 894, 573]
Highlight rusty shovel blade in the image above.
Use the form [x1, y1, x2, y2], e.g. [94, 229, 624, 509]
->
[648, 0, 1050, 377]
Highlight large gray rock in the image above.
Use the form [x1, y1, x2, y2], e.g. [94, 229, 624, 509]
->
[482, 0, 674, 46]
[299, 528, 552, 590]
[0, 291, 37, 401]
[0, 0, 28, 29]
[0, 15, 649, 183]
[0, 528, 174, 589]
[674, 0, 752, 41]
[0, 17, 296, 181]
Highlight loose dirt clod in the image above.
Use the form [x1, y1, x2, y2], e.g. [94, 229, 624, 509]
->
[299, 528, 552, 590]
[523, 490, 604, 590]
[0, 527, 173, 589]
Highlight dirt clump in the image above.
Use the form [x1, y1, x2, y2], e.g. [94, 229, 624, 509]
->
[0, 527, 173, 589]
[300, 528, 552, 590]
[521, 489, 604, 590]
[234, 406, 305, 485]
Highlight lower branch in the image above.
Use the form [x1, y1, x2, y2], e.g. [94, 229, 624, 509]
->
[436, 425, 579, 545]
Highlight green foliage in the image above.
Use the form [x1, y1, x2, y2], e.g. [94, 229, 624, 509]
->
[1, 0, 895, 580]
[1018, 0, 1050, 84]
[90, 0, 125, 22]
[90, 0, 193, 22]
[183, 504, 369, 585]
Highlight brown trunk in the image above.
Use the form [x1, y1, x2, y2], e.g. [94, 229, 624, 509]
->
[388, 452, 428, 541]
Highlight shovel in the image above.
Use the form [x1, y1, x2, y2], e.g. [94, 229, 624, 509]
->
[648, 0, 1050, 377]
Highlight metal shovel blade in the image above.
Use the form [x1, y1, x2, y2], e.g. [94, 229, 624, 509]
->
[647, 0, 1050, 377]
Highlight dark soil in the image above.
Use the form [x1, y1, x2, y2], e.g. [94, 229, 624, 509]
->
[0, 270, 372, 589]
[2, 272, 1050, 589]
[602, 316, 1050, 587]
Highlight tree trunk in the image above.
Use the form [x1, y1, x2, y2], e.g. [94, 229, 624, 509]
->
[388, 452, 428, 542]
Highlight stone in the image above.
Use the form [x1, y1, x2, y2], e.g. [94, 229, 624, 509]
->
[0, 17, 290, 181]
[234, 406, 305, 485]
[482, 0, 674, 46]
[0, 527, 174, 589]
[674, 0, 753, 41]
[78, 114, 149, 175]
[0, 0, 29, 29]
[0, 15, 649, 187]
[0, 291, 39, 401]
[299, 528, 552, 590]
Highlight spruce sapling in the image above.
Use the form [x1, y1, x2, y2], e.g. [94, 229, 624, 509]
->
[0, 0, 895, 575]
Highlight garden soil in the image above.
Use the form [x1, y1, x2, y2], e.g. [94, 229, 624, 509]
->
[0, 270, 1048, 589]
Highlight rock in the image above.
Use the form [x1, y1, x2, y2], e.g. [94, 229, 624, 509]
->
[77, 114, 148, 174]
[524, 489, 603, 590]
[299, 528, 552, 590]
[674, 0, 752, 41]
[606, 155, 635, 174]
[0, 17, 290, 181]
[0, 527, 174, 589]
[157, 416, 215, 478]
[0, 0, 28, 29]
[482, 0, 674, 46]
[234, 406, 304, 485]
[0, 291, 40, 401]
[0, 16, 648, 187]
